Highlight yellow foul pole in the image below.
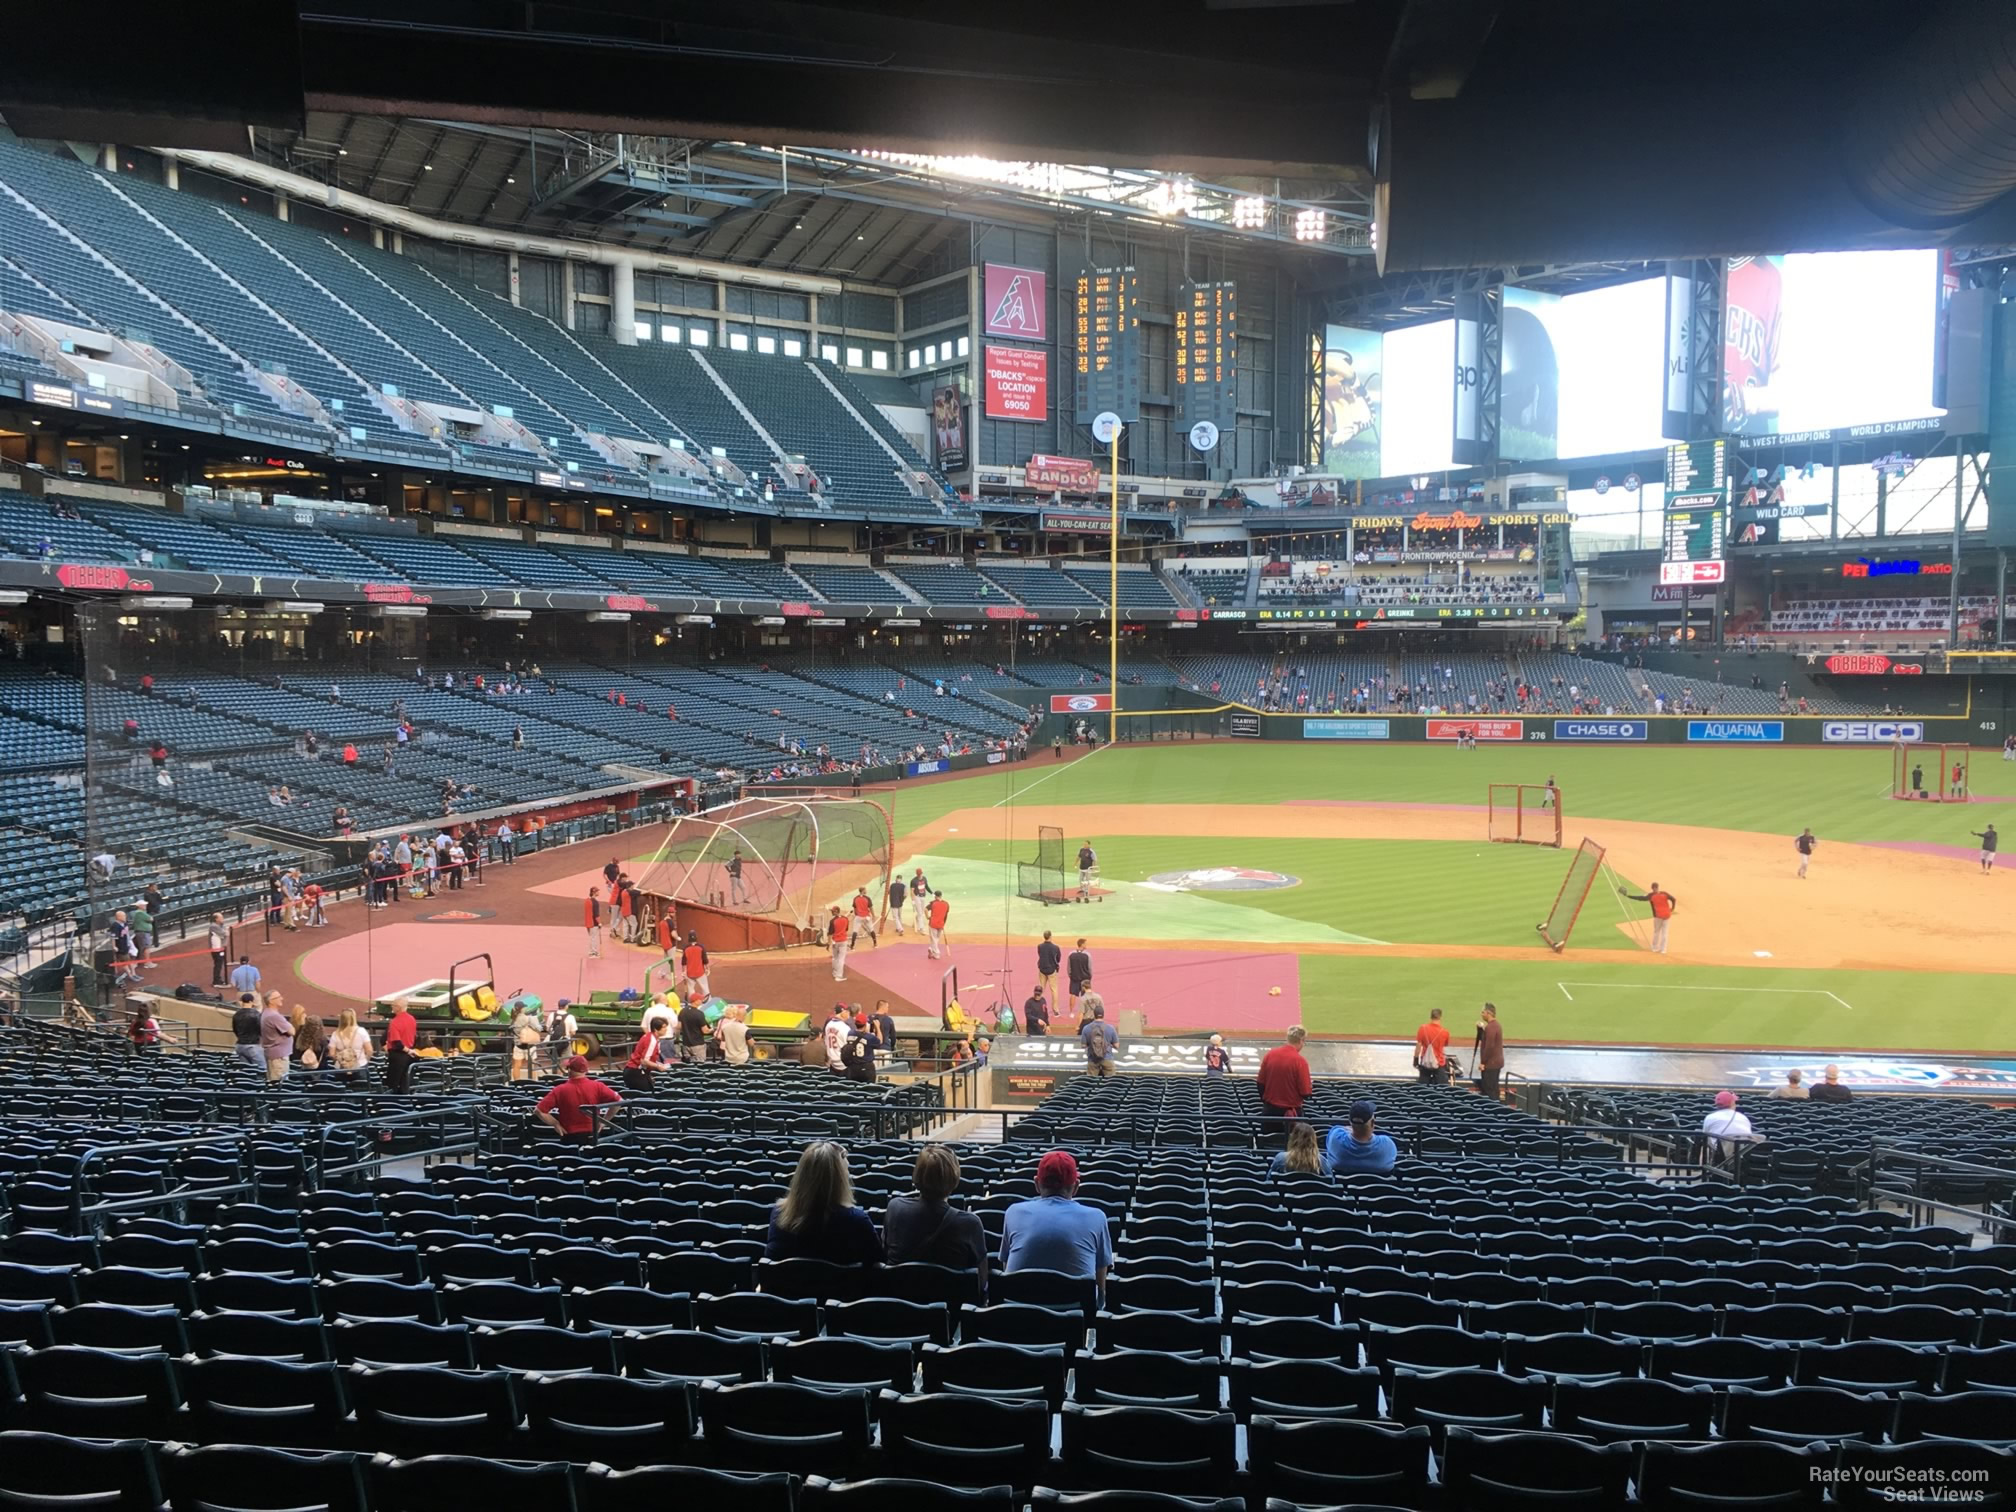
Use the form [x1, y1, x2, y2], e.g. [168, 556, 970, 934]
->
[1108, 424, 1120, 744]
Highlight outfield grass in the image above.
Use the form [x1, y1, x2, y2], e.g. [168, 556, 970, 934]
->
[890, 741, 2015, 846]
[877, 743, 2016, 1053]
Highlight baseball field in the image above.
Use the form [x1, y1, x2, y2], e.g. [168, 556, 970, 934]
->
[840, 739, 2016, 1054]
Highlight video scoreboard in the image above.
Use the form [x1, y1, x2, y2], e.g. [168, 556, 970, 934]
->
[1073, 266, 1140, 425]
[1659, 491, 1726, 585]
[1174, 280, 1236, 433]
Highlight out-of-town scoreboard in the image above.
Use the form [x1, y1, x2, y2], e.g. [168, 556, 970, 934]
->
[1074, 266, 1140, 425]
[1174, 280, 1236, 433]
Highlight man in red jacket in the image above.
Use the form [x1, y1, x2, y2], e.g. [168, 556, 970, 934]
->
[1256, 1025, 1312, 1138]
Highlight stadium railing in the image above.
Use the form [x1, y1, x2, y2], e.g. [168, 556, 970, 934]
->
[1866, 1145, 2016, 1236]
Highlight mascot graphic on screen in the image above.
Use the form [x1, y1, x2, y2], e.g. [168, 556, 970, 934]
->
[1323, 347, 1381, 457]
[1724, 255, 1785, 435]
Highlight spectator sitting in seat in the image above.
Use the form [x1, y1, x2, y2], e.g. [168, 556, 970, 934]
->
[765, 1141, 882, 1266]
[1000, 1151, 1111, 1294]
[1770, 1068, 1809, 1100]
[1268, 1121, 1333, 1178]
[883, 1145, 988, 1286]
[1808, 1063, 1854, 1102]
[1325, 1098, 1398, 1175]
[1701, 1090, 1756, 1161]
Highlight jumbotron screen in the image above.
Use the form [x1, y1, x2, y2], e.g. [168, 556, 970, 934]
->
[1325, 250, 1945, 477]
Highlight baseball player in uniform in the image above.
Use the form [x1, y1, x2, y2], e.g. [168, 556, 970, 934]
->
[826, 905, 850, 981]
[908, 867, 931, 933]
[1972, 824, 1998, 875]
[885, 873, 907, 935]
[1077, 842, 1097, 902]
[926, 892, 950, 960]
[1794, 827, 1816, 879]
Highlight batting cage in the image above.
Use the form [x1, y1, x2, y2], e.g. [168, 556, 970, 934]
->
[1892, 743, 1970, 802]
[1489, 783, 1564, 848]
[631, 793, 894, 952]
[1536, 837, 1607, 952]
[1017, 824, 1070, 904]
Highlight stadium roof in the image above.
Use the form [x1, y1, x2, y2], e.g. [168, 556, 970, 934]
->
[229, 115, 1370, 286]
[5, 2, 2015, 276]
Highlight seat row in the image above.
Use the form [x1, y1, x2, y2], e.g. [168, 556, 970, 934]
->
[1, 1367, 2011, 1509]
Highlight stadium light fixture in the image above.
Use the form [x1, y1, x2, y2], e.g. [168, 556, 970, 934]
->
[481, 608, 533, 621]
[372, 605, 428, 619]
[0, 590, 28, 606]
[1149, 177, 1198, 217]
[122, 595, 193, 611]
[265, 600, 324, 614]
[1231, 196, 1267, 229]
[1293, 209, 1326, 241]
[586, 611, 632, 622]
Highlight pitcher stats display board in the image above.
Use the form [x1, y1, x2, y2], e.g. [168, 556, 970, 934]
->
[1175, 280, 1236, 433]
[1074, 267, 1140, 425]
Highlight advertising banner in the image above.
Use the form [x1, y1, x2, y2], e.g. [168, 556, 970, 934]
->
[1553, 719, 1649, 741]
[906, 758, 948, 777]
[984, 346, 1048, 421]
[1687, 720, 1784, 742]
[1304, 718, 1392, 741]
[931, 385, 966, 471]
[1041, 512, 1112, 534]
[1025, 455, 1101, 493]
[983, 264, 1047, 340]
[1427, 718, 1525, 741]
[1822, 720, 1925, 743]
[1050, 693, 1114, 714]
[1229, 713, 1261, 738]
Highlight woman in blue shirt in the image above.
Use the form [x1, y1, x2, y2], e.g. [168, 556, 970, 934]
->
[764, 1141, 883, 1265]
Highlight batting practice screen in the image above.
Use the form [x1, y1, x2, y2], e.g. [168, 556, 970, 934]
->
[1018, 824, 1069, 905]
[1537, 837, 1608, 952]
[1489, 783, 1564, 848]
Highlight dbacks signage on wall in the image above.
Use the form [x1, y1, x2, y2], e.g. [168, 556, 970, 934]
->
[1427, 718, 1525, 741]
[1825, 654, 1924, 676]
[1050, 693, 1114, 714]
[983, 264, 1047, 340]
[984, 346, 1048, 421]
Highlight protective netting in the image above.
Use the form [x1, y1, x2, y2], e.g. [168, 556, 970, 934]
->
[1537, 837, 1607, 952]
[1018, 823, 1068, 903]
[631, 795, 893, 941]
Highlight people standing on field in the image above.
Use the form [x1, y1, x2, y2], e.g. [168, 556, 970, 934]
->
[1618, 881, 1677, 953]
[1795, 827, 1816, 879]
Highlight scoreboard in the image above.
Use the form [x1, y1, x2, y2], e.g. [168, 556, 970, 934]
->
[1174, 280, 1236, 433]
[1665, 439, 1726, 494]
[1659, 490, 1726, 585]
[1073, 266, 1141, 425]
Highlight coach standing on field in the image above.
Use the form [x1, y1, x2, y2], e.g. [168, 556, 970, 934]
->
[1795, 828, 1816, 879]
[1066, 938, 1093, 1020]
[1619, 881, 1677, 953]
[1036, 931, 1062, 1007]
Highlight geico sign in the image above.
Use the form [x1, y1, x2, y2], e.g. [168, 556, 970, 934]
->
[1823, 721, 1924, 743]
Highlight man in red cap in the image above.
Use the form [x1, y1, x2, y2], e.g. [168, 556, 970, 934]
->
[998, 1151, 1112, 1295]
[534, 1056, 622, 1144]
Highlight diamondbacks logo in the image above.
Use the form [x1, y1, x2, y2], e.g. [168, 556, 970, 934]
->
[422, 908, 495, 922]
[989, 275, 1040, 336]
[983, 264, 1047, 340]
[1143, 867, 1300, 893]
